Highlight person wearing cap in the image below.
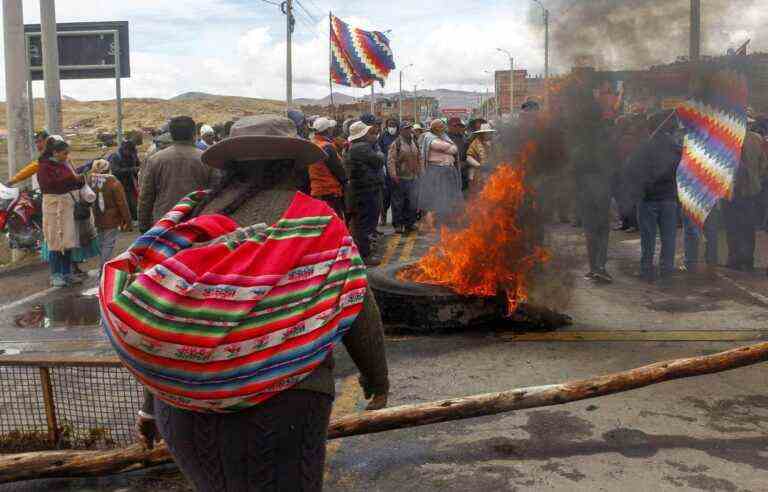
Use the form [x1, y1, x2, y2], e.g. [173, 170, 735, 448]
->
[130, 114, 389, 492]
[418, 119, 462, 232]
[447, 117, 470, 191]
[6, 130, 49, 187]
[196, 124, 216, 151]
[387, 122, 422, 234]
[344, 121, 386, 265]
[138, 116, 216, 233]
[466, 123, 496, 193]
[287, 109, 309, 139]
[309, 117, 347, 218]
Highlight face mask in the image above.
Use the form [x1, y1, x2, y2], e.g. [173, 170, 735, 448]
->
[387, 127, 397, 136]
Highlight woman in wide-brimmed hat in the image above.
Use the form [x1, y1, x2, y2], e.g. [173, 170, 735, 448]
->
[466, 123, 497, 194]
[102, 114, 389, 492]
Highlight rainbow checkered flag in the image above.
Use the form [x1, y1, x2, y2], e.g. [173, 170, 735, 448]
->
[330, 14, 395, 88]
[676, 63, 748, 227]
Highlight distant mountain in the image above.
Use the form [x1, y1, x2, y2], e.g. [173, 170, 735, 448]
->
[294, 92, 357, 106]
[63, 95, 79, 102]
[170, 91, 220, 101]
[295, 89, 487, 110]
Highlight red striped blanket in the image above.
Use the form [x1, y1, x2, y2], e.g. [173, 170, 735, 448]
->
[100, 191, 367, 413]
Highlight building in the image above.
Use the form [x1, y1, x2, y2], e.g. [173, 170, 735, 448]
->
[494, 70, 548, 114]
[373, 96, 439, 122]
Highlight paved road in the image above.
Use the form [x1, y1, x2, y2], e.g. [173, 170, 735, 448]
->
[323, 226, 768, 492]
[0, 226, 767, 491]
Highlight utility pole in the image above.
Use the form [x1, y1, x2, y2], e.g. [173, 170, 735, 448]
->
[413, 84, 418, 122]
[283, 0, 294, 107]
[690, 0, 701, 61]
[497, 48, 514, 118]
[544, 8, 550, 80]
[3, 0, 33, 182]
[370, 84, 375, 115]
[399, 63, 413, 123]
[40, 0, 62, 135]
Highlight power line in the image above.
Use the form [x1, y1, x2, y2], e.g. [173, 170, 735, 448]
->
[259, 0, 281, 6]
[295, 0, 319, 23]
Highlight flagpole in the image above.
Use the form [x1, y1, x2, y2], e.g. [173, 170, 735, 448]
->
[371, 84, 375, 115]
[329, 12, 334, 110]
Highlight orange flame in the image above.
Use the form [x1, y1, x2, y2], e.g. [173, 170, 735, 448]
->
[401, 143, 550, 313]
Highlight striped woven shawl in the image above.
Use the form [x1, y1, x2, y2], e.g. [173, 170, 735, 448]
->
[100, 190, 367, 413]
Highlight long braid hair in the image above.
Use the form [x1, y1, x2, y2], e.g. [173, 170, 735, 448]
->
[190, 160, 297, 219]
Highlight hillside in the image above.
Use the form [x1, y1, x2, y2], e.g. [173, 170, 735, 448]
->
[0, 95, 286, 136]
[296, 88, 486, 109]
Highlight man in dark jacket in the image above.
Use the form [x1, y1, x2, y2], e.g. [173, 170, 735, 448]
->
[625, 112, 682, 281]
[138, 116, 216, 233]
[563, 82, 618, 283]
[108, 140, 141, 221]
[345, 121, 384, 265]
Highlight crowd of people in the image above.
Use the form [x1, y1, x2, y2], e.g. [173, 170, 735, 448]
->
[518, 77, 768, 284]
[294, 110, 496, 265]
[4, 116, 223, 287]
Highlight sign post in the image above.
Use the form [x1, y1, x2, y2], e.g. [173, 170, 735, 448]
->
[25, 21, 130, 143]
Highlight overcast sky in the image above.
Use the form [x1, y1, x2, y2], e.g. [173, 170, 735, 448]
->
[0, 0, 764, 102]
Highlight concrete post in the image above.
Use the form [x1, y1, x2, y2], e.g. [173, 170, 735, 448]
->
[3, 0, 33, 181]
[40, 0, 63, 135]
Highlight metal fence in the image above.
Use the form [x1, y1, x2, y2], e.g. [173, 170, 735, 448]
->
[0, 356, 142, 453]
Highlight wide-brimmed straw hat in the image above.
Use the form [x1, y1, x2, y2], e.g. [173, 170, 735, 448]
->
[348, 121, 372, 142]
[202, 114, 325, 169]
[473, 123, 497, 135]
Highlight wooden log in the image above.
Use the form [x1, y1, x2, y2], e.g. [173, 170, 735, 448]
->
[1, 341, 766, 483]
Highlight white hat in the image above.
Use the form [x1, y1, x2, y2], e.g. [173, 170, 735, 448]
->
[473, 123, 497, 134]
[312, 117, 337, 133]
[412, 123, 424, 131]
[200, 124, 215, 136]
[348, 121, 372, 142]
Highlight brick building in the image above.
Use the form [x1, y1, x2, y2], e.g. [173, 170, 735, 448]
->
[494, 70, 549, 114]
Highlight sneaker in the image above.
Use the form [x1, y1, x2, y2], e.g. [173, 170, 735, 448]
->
[395, 226, 406, 234]
[593, 270, 614, 284]
[583, 271, 597, 280]
[51, 275, 67, 288]
[65, 274, 84, 286]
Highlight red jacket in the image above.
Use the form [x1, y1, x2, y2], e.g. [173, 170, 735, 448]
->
[37, 157, 84, 195]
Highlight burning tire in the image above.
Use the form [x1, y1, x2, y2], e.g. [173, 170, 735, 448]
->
[369, 262, 506, 334]
[369, 262, 573, 334]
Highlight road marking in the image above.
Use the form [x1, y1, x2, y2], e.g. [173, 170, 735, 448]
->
[500, 330, 768, 342]
[0, 287, 58, 314]
[715, 272, 768, 306]
[380, 235, 402, 266]
[399, 234, 418, 263]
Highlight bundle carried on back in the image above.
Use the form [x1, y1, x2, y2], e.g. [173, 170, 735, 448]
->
[100, 190, 368, 412]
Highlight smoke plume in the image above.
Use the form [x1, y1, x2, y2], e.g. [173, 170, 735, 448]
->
[530, 0, 766, 72]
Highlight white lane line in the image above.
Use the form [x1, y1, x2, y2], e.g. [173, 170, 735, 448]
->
[716, 272, 768, 305]
[0, 287, 58, 314]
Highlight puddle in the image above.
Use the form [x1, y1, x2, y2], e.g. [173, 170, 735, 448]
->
[14, 296, 101, 329]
